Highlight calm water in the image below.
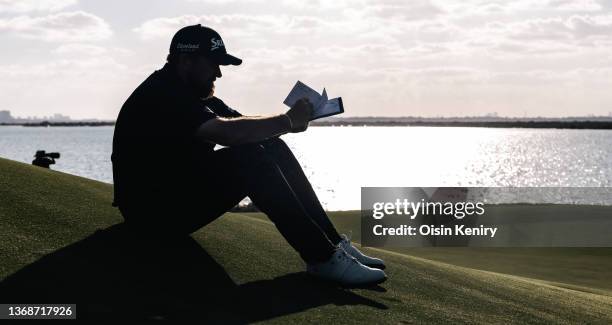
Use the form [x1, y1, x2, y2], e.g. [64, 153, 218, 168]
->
[0, 125, 610, 210]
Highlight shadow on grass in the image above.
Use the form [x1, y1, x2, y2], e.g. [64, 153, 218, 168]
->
[0, 223, 386, 323]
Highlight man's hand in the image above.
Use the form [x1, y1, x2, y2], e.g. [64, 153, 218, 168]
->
[286, 97, 314, 133]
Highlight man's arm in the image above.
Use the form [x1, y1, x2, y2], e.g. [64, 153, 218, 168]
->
[196, 114, 291, 146]
[203, 96, 243, 118]
[196, 98, 313, 146]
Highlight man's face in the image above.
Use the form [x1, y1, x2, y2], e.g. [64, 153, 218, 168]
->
[186, 55, 222, 99]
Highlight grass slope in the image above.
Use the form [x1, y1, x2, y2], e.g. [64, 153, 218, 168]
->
[303, 210, 612, 296]
[1, 157, 611, 324]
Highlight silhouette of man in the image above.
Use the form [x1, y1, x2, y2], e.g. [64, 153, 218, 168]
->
[111, 24, 386, 286]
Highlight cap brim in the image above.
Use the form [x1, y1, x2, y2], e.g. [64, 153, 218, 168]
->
[213, 53, 242, 66]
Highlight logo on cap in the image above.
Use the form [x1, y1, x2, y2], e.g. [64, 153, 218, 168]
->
[177, 43, 200, 51]
[211, 38, 224, 51]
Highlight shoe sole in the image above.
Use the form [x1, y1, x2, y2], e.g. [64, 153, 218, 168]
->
[365, 263, 386, 270]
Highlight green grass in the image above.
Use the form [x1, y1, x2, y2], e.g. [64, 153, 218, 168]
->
[1, 156, 612, 324]
[293, 210, 612, 296]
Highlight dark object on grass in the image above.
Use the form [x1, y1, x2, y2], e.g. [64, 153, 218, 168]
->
[32, 150, 60, 169]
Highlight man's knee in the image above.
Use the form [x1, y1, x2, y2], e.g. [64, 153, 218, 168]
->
[260, 138, 296, 160]
[263, 137, 289, 151]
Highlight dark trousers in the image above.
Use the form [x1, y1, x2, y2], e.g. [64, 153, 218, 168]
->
[120, 137, 341, 264]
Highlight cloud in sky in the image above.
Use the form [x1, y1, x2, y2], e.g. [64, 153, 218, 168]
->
[1, 0, 612, 119]
[359, 0, 444, 20]
[133, 14, 284, 40]
[495, 14, 612, 42]
[0, 11, 112, 42]
[548, 0, 603, 11]
[0, 0, 77, 13]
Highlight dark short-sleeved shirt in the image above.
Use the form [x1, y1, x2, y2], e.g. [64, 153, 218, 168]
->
[111, 64, 242, 208]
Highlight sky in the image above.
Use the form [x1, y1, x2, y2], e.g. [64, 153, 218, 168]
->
[1, 0, 612, 119]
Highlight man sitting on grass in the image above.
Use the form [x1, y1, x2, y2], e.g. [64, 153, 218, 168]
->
[111, 24, 386, 287]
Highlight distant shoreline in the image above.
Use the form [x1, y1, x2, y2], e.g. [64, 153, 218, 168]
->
[1, 120, 612, 129]
[311, 120, 612, 129]
[0, 121, 115, 127]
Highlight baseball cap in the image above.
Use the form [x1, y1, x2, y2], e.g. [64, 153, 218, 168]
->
[169, 24, 242, 66]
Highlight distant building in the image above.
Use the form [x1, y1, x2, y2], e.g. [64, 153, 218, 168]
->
[0, 110, 15, 123]
[0, 110, 73, 123]
[43, 113, 71, 122]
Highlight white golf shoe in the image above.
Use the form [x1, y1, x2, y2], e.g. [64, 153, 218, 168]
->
[338, 234, 386, 270]
[306, 248, 387, 287]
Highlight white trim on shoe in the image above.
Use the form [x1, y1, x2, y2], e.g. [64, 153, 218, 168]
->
[306, 249, 387, 287]
[338, 234, 386, 270]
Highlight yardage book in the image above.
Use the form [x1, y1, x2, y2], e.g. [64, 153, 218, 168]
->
[283, 81, 344, 121]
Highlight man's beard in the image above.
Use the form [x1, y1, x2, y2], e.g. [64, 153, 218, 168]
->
[205, 83, 215, 99]
[188, 74, 215, 99]
[198, 81, 214, 99]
